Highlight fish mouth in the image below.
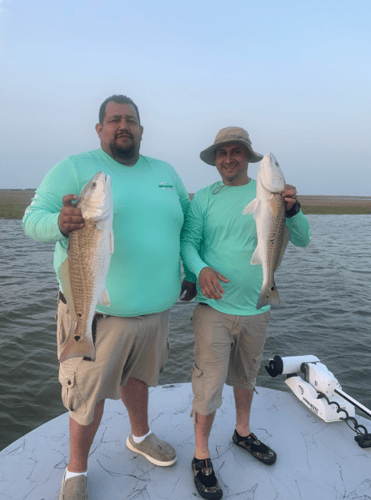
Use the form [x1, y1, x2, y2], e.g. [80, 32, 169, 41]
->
[99, 172, 111, 195]
[96, 171, 109, 184]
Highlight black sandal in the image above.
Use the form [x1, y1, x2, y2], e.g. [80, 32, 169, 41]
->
[233, 430, 277, 465]
[192, 457, 223, 499]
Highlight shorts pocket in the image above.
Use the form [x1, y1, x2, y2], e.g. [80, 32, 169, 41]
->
[191, 364, 204, 402]
[159, 340, 169, 374]
[252, 349, 264, 369]
[59, 367, 87, 416]
[56, 301, 76, 360]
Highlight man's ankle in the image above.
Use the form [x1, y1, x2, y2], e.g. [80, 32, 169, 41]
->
[64, 468, 88, 481]
[235, 426, 251, 437]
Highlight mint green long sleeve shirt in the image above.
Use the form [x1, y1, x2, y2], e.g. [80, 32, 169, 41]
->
[180, 180, 311, 316]
[23, 149, 194, 317]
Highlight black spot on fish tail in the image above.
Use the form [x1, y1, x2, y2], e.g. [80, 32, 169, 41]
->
[74, 335, 81, 341]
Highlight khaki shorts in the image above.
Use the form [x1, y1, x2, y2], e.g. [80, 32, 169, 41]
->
[191, 303, 270, 416]
[56, 295, 170, 426]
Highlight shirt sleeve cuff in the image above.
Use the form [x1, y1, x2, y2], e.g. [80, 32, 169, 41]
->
[286, 200, 301, 218]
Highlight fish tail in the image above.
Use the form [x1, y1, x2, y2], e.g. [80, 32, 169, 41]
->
[59, 331, 96, 363]
[257, 284, 280, 310]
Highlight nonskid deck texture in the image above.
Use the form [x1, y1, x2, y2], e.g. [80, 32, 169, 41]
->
[1, 383, 370, 500]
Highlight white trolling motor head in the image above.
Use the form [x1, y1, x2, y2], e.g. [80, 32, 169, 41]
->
[265, 355, 355, 423]
[266, 355, 341, 397]
[265, 355, 320, 378]
[265, 355, 371, 448]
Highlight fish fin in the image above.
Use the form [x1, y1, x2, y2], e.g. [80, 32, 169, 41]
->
[98, 287, 110, 306]
[267, 194, 282, 218]
[251, 246, 262, 265]
[253, 201, 262, 219]
[275, 227, 290, 270]
[110, 230, 114, 254]
[96, 219, 106, 231]
[92, 227, 102, 248]
[257, 284, 280, 310]
[59, 258, 78, 323]
[243, 198, 258, 215]
[59, 331, 96, 363]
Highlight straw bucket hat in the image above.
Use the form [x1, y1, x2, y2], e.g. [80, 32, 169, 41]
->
[200, 126, 263, 166]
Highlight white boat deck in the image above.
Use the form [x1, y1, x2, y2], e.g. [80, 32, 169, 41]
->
[0, 383, 370, 500]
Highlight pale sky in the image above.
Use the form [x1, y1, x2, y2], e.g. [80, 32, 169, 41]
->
[1, 0, 370, 195]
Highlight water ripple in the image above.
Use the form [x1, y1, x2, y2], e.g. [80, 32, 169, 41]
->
[0, 216, 370, 451]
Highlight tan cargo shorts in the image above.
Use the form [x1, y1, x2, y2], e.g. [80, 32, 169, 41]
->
[191, 303, 270, 416]
[56, 294, 170, 426]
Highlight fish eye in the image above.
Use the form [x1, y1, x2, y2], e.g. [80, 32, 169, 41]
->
[92, 182, 97, 187]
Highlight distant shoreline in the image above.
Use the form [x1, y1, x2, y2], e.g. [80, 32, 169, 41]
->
[1, 189, 370, 219]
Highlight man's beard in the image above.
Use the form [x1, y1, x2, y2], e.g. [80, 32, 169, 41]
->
[110, 142, 136, 160]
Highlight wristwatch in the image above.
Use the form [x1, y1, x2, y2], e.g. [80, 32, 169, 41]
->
[286, 200, 301, 218]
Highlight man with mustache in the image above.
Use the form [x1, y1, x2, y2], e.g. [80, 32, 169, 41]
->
[23, 95, 196, 500]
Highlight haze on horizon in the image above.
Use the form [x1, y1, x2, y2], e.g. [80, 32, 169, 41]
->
[1, 0, 370, 196]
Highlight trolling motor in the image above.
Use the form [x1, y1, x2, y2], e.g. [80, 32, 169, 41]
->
[266, 355, 371, 448]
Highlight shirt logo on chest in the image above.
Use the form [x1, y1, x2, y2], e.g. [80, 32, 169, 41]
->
[158, 182, 173, 191]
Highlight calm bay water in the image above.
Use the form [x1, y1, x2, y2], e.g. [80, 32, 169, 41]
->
[0, 215, 370, 451]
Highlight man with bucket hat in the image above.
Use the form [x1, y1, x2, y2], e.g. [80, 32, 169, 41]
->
[181, 126, 311, 499]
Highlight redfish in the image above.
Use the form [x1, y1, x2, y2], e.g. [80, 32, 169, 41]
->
[58, 171, 114, 362]
[243, 153, 289, 310]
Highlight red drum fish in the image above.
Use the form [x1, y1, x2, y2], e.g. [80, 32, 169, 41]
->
[243, 153, 289, 310]
[58, 171, 114, 362]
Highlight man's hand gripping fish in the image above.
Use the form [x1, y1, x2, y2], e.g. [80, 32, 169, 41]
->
[243, 153, 289, 310]
[58, 171, 114, 362]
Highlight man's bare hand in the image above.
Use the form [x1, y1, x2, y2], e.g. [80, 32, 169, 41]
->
[199, 267, 229, 300]
[58, 194, 85, 235]
[281, 184, 298, 211]
[179, 280, 197, 301]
